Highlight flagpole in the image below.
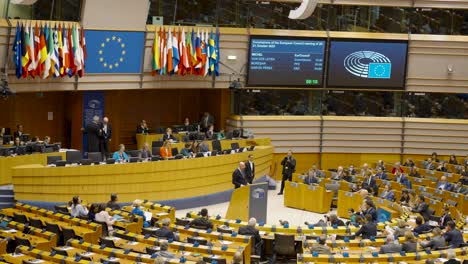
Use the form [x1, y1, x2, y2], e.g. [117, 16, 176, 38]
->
[172, 0, 178, 25]
[211, 0, 221, 89]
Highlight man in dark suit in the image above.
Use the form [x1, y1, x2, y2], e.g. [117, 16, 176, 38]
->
[200, 112, 214, 132]
[238, 218, 263, 256]
[361, 172, 377, 194]
[452, 182, 467, 195]
[328, 214, 345, 227]
[83, 115, 101, 153]
[375, 167, 388, 180]
[436, 176, 453, 191]
[379, 234, 402, 254]
[232, 162, 247, 189]
[439, 206, 452, 228]
[443, 249, 461, 264]
[413, 216, 432, 235]
[303, 169, 319, 185]
[412, 195, 431, 221]
[245, 154, 255, 184]
[355, 214, 377, 239]
[100, 117, 112, 160]
[394, 171, 411, 189]
[360, 199, 377, 222]
[13, 124, 23, 139]
[443, 221, 464, 248]
[155, 218, 178, 241]
[278, 150, 296, 195]
[162, 128, 177, 142]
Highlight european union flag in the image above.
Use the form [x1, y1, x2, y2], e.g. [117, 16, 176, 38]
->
[84, 30, 144, 74]
[368, 63, 391, 79]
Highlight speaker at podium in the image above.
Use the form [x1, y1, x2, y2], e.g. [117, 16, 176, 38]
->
[225, 182, 268, 223]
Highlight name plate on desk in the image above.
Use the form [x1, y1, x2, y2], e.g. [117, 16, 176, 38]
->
[344, 192, 354, 197]
[418, 186, 426, 191]
[434, 189, 443, 195]
[444, 173, 452, 177]
[429, 200, 437, 205]
[376, 198, 384, 204]
[290, 182, 299, 188]
[450, 193, 459, 198]
[308, 185, 318, 191]
[413, 178, 422, 183]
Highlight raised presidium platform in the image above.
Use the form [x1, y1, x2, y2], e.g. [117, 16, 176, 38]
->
[10, 138, 273, 204]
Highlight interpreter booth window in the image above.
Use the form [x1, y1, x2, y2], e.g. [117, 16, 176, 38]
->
[1, 0, 82, 21]
[402, 93, 467, 119]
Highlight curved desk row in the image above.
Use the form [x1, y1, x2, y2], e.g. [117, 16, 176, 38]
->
[0, 151, 65, 185]
[11, 141, 274, 203]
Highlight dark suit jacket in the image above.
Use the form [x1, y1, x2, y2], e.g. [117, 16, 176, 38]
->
[84, 122, 101, 153]
[245, 161, 255, 184]
[238, 226, 262, 246]
[303, 176, 319, 185]
[355, 222, 377, 239]
[162, 133, 177, 141]
[200, 115, 214, 130]
[362, 207, 378, 222]
[13, 131, 23, 140]
[453, 186, 468, 195]
[413, 202, 431, 221]
[232, 168, 247, 189]
[444, 259, 461, 264]
[281, 157, 296, 177]
[376, 172, 388, 180]
[439, 213, 452, 228]
[402, 241, 417, 253]
[155, 226, 175, 240]
[444, 229, 464, 248]
[137, 126, 149, 134]
[100, 123, 112, 140]
[413, 223, 432, 235]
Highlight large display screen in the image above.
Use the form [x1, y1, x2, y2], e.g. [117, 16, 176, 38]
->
[327, 39, 408, 89]
[247, 36, 326, 87]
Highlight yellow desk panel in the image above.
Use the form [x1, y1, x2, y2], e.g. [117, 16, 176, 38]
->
[12, 142, 273, 203]
[284, 181, 303, 209]
[0, 152, 65, 185]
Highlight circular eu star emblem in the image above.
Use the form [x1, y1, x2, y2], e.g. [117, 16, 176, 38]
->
[98, 35, 126, 70]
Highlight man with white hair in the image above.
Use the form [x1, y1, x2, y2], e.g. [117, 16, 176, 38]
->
[83, 115, 101, 153]
[155, 218, 178, 241]
[238, 217, 263, 257]
[100, 116, 112, 160]
[232, 162, 248, 189]
[379, 234, 402, 254]
[444, 249, 460, 264]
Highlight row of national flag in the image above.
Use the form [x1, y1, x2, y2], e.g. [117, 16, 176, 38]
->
[13, 22, 86, 79]
[152, 27, 220, 77]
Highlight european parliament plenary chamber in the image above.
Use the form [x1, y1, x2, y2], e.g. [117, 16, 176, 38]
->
[0, 0, 467, 264]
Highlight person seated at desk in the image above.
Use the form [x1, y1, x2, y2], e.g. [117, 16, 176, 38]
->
[453, 181, 468, 195]
[379, 234, 402, 254]
[180, 143, 193, 157]
[448, 154, 458, 165]
[238, 218, 263, 256]
[88, 203, 98, 221]
[137, 120, 149, 134]
[444, 249, 462, 264]
[439, 206, 452, 228]
[196, 141, 209, 153]
[140, 142, 152, 159]
[425, 158, 436, 170]
[409, 166, 421, 178]
[155, 218, 178, 241]
[232, 252, 242, 264]
[70, 196, 88, 218]
[413, 216, 432, 235]
[162, 128, 177, 142]
[328, 214, 345, 227]
[160, 140, 172, 159]
[332, 166, 345, 181]
[399, 189, 410, 206]
[375, 160, 385, 171]
[131, 199, 150, 228]
[183, 117, 191, 131]
[403, 158, 415, 167]
[348, 164, 357, 176]
[106, 193, 121, 211]
[342, 169, 353, 183]
[189, 208, 213, 229]
[394, 219, 411, 237]
[402, 231, 418, 253]
[112, 144, 129, 163]
[11, 137, 22, 155]
[436, 161, 449, 172]
[43, 136, 50, 145]
[310, 164, 325, 178]
[303, 169, 319, 185]
[421, 227, 446, 250]
[361, 171, 377, 195]
[355, 214, 377, 239]
[412, 195, 431, 222]
[431, 152, 440, 163]
[217, 129, 225, 140]
[436, 176, 453, 191]
[443, 221, 464, 248]
[95, 203, 115, 233]
[155, 241, 175, 259]
[392, 162, 404, 174]
[394, 171, 411, 189]
[380, 183, 395, 202]
[205, 125, 215, 140]
[309, 235, 331, 254]
[13, 124, 24, 139]
[375, 166, 388, 180]
[358, 193, 377, 223]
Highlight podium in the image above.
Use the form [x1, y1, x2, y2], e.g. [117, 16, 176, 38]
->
[284, 181, 333, 213]
[226, 182, 268, 223]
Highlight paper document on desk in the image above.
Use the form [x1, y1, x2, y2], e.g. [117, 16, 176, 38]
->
[127, 241, 139, 245]
[112, 215, 124, 221]
[144, 211, 153, 221]
[4, 229, 17, 233]
[220, 241, 233, 245]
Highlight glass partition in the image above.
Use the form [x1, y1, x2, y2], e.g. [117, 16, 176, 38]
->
[1, 0, 82, 21]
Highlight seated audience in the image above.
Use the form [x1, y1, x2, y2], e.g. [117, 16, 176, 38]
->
[409, 166, 421, 178]
[155, 218, 177, 240]
[394, 171, 411, 189]
[198, 141, 209, 153]
[140, 142, 152, 159]
[131, 199, 150, 228]
[348, 165, 357, 176]
[106, 193, 121, 210]
[328, 214, 345, 227]
[217, 129, 225, 140]
[355, 214, 377, 239]
[439, 206, 452, 228]
[88, 203, 98, 221]
[421, 227, 446, 250]
[95, 203, 115, 233]
[391, 162, 404, 174]
[303, 169, 319, 185]
[436, 176, 453, 191]
[402, 231, 418, 253]
[156, 241, 175, 259]
[180, 143, 193, 157]
[444, 249, 461, 264]
[137, 120, 149, 134]
[347, 208, 357, 226]
[361, 171, 377, 195]
[309, 235, 331, 254]
[394, 219, 411, 237]
[375, 166, 388, 180]
[360, 163, 369, 177]
[310, 164, 325, 178]
[443, 221, 464, 248]
[436, 161, 449, 172]
[380, 184, 395, 201]
[448, 154, 458, 165]
[43, 136, 51, 145]
[332, 166, 345, 180]
[112, 144, 129, 162]
[413, 216, 432, 235]
[425, 158, 436, 170]
[70, 196, 88, 218]
[399, 190, 410, 206]
[159, 140, 173, 159]
[403, 158, 415, 167]
[453, 181, 468, 195]
[189, 208, 213, 229]
[205, 125, 214, 140]
[238, 218, 263, 256]
[162, 128, 177, 142]
[342, 169, 353, 183]
[375, 160, 385, 171]
[412, 195, 431, 221]
[431, 152, 439, 162]
[379, 234, 402, 254]
[13, 124, 24, 139]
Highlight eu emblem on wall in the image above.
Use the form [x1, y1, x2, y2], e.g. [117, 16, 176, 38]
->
[84, 30, 145, 74]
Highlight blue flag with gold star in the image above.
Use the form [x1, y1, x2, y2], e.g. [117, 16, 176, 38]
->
[84, 30, 144, 73]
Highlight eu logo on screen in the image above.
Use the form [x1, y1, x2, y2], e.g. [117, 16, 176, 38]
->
[368, 63, 391, 79]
